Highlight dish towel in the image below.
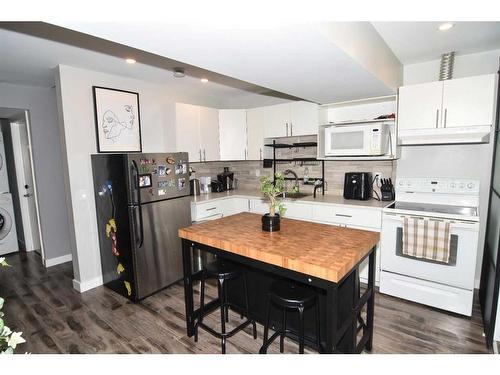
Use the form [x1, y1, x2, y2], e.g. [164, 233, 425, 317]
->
[402, 217, 451, 264]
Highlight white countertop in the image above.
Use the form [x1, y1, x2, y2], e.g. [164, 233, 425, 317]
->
[190, 189, 392, 210]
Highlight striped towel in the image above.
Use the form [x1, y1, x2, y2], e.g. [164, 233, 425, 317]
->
[402, 217, 451, 264]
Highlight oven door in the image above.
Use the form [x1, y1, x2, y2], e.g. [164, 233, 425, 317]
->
[324, 125, 371, 156]
[380, 212, 479, 290]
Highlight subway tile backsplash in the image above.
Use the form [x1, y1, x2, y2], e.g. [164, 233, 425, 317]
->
[191, 159, 395, 197]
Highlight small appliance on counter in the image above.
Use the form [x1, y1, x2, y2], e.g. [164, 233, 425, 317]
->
[343, 172, 372, 200]
[211, 180, 224, 192]
[189, 167, 200, 196]
[380, 178, 395, 201]
[217, 167, 234, 191]
[200, 176, 211, 194]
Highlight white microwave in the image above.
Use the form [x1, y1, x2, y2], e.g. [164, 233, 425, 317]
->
[324, 122, 390, 157]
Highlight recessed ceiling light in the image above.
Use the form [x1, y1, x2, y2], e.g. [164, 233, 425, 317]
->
[173, 68, 186, 78]
[125, 58, 136, 64]
[438, 23, 455, 31]
[200, 78, 209, 83]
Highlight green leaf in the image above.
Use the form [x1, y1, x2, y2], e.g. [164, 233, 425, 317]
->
[0, 318, 3, 333]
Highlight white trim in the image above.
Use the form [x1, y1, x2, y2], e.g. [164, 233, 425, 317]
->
[44, 253, 72, 268]
[72, 275, 103, 293]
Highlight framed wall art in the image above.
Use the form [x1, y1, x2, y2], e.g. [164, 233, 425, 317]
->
[93, 86, 142, 153]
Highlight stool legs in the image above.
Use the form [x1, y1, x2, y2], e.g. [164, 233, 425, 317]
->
[298, 306, 305, 354]
[280, 309, 287, 353]
[243, 274, 257, 339]
[218, 277, 227, 354]
[259, 295, 272, 354]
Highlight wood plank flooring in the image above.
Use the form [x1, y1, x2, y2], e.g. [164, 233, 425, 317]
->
[0, 252, 491, 354]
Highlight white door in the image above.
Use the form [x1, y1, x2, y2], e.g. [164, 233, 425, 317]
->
[442, 74, 496, 128]
[289, 101, 319, 136]
[218, 109, 247, 161]
[175, 103, 201, 162]
[398, 81, 444, 130]
[198, 106, 220, 161]
[246, 108, 265, 160]
[262, 103, 291, 138]
[11, 117, 41, 253]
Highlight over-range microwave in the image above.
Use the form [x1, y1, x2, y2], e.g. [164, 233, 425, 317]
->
[324, 121, 390, 157]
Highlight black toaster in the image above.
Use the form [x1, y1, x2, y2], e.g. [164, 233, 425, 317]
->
[343, 172, 372, 200]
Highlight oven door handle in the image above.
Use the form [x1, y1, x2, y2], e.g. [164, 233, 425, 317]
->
[383, 213, 479, 229]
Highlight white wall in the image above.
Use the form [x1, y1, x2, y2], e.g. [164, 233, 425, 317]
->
[398, 49, 499, 287]
[404, 49, 500, 85]
[55, 64, 237, 292]
[0, 83, 72, 263]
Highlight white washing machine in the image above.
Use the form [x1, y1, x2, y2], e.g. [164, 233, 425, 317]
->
[0, 131, 10, 193]
[0, 193, 18, 255]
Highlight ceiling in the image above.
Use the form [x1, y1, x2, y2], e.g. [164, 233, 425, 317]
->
[49, 21, 400, 104]
[0, 27, 293, 109]
[372, 21, 500, 65]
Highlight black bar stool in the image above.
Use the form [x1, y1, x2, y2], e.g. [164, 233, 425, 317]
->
[194, 260, 257, 354]
[259, 279, 320, 354]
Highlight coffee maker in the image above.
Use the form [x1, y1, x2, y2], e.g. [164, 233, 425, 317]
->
[217, 167, 234, 191]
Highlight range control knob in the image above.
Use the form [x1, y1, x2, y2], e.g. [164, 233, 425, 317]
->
[467, 183, 475, 189]
[398, 180, 404, 186]
[450, 182, 456, 188]
[459, 183, 465, 189]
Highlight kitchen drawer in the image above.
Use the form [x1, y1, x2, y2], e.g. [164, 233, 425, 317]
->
[221, 198, 249, 217]
[312, 204, 382, 229]
[191, 201, 223, 221]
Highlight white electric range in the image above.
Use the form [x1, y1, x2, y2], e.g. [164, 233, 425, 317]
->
[379, 177, 480, 316]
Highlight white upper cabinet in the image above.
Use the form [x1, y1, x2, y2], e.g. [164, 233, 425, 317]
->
[219, 109, 247, 160]
[398, 74, 497, 131]
[442, 75, 496, 128]
[289, 101, 319, 136]
[262, 103, 291, 138]
[198, 106, 220, 161]
[260, 101, 319, 138]
[398, 81, 443, 130]
[176, 103, 220, 162]
[175, 103, 202, 162]
[246, 108, 265, 160]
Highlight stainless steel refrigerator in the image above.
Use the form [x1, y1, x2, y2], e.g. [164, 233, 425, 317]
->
[91, 152, 191, 301]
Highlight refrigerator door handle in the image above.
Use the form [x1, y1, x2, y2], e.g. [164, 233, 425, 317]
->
[130, 160, 140, 206]
[130, 160, 144, 248]
[131, 205, 144, 248]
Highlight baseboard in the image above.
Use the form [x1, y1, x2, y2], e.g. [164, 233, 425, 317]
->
[72, 275, 103, 293]
[44, 253, 72, 267]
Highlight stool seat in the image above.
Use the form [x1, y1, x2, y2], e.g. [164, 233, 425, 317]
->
[260, 279, 320, 354]
[205, 260, 241, 280]
[269, 279, 317, 307]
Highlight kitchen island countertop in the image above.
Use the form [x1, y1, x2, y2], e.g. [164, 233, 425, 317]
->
[179, 211, 379, 283]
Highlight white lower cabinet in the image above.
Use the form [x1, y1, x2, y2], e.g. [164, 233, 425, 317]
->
[220, 198, 249, 217]
[283, 201, 313, 221]
[249, 198, 269, 215]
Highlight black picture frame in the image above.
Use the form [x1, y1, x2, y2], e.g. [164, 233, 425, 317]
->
[92, 86, 142, 153]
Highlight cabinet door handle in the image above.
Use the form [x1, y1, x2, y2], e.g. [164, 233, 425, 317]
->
[286, 122, 288, 136]
[205, 207, 217, 211]
[199, 149, 202, 161]
[335, 213, 352, 218]
[290, 122, 293, 136]
[203, 149, 206, 161]
[444, 108, 447, 127]
[259, 148, 262, 160]
[435, 109, 439, 128]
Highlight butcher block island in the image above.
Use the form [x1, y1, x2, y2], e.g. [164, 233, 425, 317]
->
[178, 212, 379, 354]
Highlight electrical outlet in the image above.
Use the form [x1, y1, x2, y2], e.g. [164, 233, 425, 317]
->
[255, 169, 261, 177]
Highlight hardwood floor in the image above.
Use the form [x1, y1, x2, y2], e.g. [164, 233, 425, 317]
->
[0, 252, 491, 354]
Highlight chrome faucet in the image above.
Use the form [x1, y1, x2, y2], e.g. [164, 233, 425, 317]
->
[283, 169, 299, 192]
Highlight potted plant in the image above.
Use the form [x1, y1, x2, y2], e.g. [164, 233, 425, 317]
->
[0, 257, 26, 354]
[260, 172, 287, 232]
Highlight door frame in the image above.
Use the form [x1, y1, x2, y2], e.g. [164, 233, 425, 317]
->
[3, 108, 45, 262]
